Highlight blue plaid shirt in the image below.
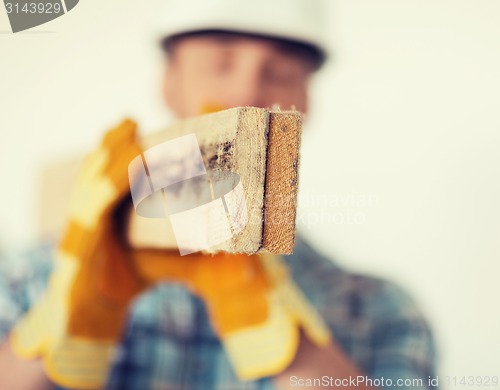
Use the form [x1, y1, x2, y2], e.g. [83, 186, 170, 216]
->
[0, 237, 437, 389]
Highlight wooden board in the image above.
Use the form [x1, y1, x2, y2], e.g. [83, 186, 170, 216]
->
[128, 107, 302, 254]
[37, 107, 302, 254]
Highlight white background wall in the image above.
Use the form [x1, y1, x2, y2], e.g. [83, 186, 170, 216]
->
[1, 0, 499, 386]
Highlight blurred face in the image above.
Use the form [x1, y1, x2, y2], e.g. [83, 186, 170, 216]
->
[163, 33, 315, 118]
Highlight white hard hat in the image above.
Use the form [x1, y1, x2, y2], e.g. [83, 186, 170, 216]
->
[157, 0, 329, 67]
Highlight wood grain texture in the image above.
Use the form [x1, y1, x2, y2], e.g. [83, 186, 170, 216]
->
[129, 107, 268, 253]
[262, 111, 302, 254]
[127, 107, 302, 254]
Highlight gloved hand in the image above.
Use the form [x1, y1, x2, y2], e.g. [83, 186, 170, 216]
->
[132, 248, 333, 380]
[10, 119, 150, 388]
[10, 118, 332, 389]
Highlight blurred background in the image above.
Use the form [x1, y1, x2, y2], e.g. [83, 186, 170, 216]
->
[1, 0, 499, 385]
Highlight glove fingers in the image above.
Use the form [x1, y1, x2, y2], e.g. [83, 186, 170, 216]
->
[102, 119, 137, 152]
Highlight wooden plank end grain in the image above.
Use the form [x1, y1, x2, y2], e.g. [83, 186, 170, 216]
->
[261, 110, 302, 254]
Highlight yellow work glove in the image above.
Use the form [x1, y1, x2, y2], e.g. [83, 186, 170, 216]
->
[133, 250, 331, 380]
[223, 252, 332, 379]
[131, 241, 332, 381]
[10, 119, 149, 389]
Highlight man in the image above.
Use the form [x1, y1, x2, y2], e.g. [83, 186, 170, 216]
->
[0, 0, 437, 389]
